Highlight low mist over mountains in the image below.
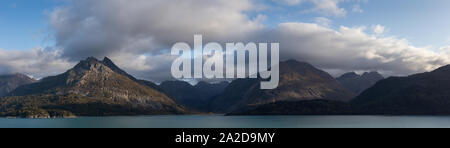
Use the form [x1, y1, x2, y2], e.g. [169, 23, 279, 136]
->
[352, 65, 450, 115]
[210, 60, 355, 113]
[337, 72, 384, 94]
[0, 74, 36, 97]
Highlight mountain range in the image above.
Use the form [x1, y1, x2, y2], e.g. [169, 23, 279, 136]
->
[209, 60, 355, 113]
[3, 57, 450, 117]
[0, 74, 36, 97]
[233, 64, 450, 115]
[159, 81, 229, 112]
[1, 57, 185, 118]
[337, 72, 384, 94]
[352, 65, 450, 115]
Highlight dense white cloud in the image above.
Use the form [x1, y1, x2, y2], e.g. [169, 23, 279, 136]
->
[46, 0, 267, 81]
[50, 0, 264, 61]
[0, 48, 74, 78]
[280, 0, 363, 17]
[314, 17, 332, 27]
[270, 23, 450, 76]
[2, 0, 450, 82]
[310, 0, 347, 17]
[372, 25, 386, 35]
[106, 52, 179, 82]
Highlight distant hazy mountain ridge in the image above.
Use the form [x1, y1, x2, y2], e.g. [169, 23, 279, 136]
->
[337, 72, 384, 94]
[0, 74, 36, 97]
[4, 57, 450, 117]
[159, 81, 229, 111]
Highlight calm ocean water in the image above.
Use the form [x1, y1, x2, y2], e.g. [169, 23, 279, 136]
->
[1, 115, 450, 128]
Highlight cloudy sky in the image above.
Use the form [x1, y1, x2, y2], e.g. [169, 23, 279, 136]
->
[1, 0, 450, 82]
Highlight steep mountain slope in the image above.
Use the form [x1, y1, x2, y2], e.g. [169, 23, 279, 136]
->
[0, 74, 36, 97]
[351, 65, 450, 115]
[2, 57, 185, 118]
[210, 60, 354, 113]
[337, 72, 384, 94]
[159, 81, 200, 109]
[159, 81, 228, 111]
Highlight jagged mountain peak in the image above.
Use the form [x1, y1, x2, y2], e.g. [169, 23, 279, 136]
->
[362, 71, 382, 77]
[73, 57, 106, 70]
[340, 71, 382, 78]
[103, 56, 114, 63]
[69, 57, 137, 81]
[73, 57, 112, 68]
[86, 56, 99, 61]
[102, 57, 124, 72]
[6, 57, 185, 116]
[12, 57, 159, 96]
[339, 72, 359, 79]
[102, 57, 137, 81]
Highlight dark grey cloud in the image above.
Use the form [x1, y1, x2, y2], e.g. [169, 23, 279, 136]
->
[49, 0, 264, 60]
[46, 0, 450, 80]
